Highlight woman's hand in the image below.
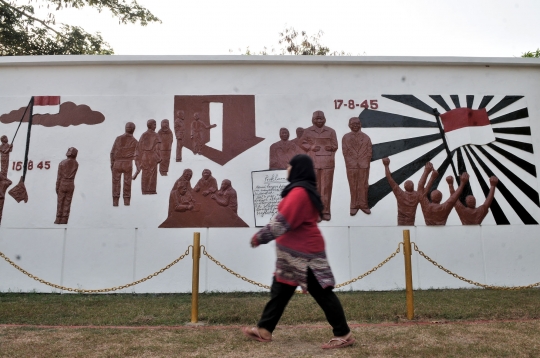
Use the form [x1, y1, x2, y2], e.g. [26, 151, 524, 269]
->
[250, 235, 259, 248]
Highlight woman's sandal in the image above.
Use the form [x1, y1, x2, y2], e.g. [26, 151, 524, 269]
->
[321, 335, 355, 349]
[241, 327, 272, 342]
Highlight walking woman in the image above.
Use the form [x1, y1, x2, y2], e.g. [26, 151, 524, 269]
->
[242, 154, 355, 349]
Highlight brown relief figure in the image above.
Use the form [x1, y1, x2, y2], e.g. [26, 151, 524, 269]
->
[291, 127, 305, 154]
[134, 119, 161, 195]
[269, 128, 297, 169]
[0, 135, 13, 177]
[168, 169, 193, 215]
[301, 111, 338, 221]
[160, 170, 248, 228]
[157, 119, 174, 176]
[342, 117, 372, 215]
[382, 157, 431, 226]
[194, 169, 218, 196]
[449, 176, 498, 225]
[55, 147, 78, 224]
[174, 110, 185, 162]
[0, 173, 13, 224]
[211, 179, 238, 213]
[110, 122, 138, 206]
[418, 162, 470, 226]
[191, 112, 217, 155]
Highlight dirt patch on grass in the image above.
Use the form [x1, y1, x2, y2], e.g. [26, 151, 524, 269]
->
[2, 321, 540, 357]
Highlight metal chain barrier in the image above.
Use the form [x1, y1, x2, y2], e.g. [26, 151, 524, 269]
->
[0, 246, 192, 293]
[335, 242, 402, 288]
[201, 245, 271, 289]
[201, 243, 403, 290]
[412, 242, 540, 290]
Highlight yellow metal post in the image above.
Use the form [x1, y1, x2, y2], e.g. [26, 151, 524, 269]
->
[191, 232, 201, 323]
[403, 230, 414, 320]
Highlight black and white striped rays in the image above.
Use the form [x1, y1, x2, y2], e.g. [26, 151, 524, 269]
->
[361, 94, 538, 225]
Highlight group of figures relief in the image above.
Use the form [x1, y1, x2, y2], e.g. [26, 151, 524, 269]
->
[0, 135, 79, 225]
[269, 111, 372, 221]
[269, 110, 498, 226]
[110, 113, 217, 206]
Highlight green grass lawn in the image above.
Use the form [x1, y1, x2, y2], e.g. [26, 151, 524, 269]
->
[1, 289, 540, 326]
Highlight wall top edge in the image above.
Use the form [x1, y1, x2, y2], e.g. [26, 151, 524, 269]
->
[0, 55, 539, 67]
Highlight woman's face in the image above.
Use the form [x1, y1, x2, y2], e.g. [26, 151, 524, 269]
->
[287, 164, 292, 180]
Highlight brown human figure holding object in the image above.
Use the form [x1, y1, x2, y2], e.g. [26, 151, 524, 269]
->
[382, 157, 431, 226]
[0, 173, 12, 225]
[0, 135, 13, 177]
[174, 110, 185, 162]
[172, 184, 196, 212]
[135, 119, 161, 195]
[158, 119, 173, 176]
[169, 169, 193, 215]
[269, 128, 296, 169]
[301, 111, 338, 221]
[418, 162, 470, 226]
[449, 176, 498, 225]
[110, 122, 138, 206]
[191, 112, 217, 155]
[342, 117, 372, 215]
[55, 147, 79, 224]
[211, 179, 238, 214]
[194, 169, 218, 196]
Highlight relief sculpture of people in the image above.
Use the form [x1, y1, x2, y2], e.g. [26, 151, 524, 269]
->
[342, 117, 372, 215]
[55, 147, 78, 224]
[194, 169, 218, 196]
[383, 157, 430, 226]
[291, 127, 305, 154]
[0, 135, 13, 176]
[110, 122, 138, 206]
[449, 175, 498, 225]
[300, 110, 338, 221]
[419, 162, 470, 226]
[211, 179, 238, 213]
[174, 110, 185, 162]
[157, 119, 173, 176]
[269, 128, 296, 169]
[160, 170, 247, 228]
[135, 119, 161, 195]
[190, 112, 217, 155]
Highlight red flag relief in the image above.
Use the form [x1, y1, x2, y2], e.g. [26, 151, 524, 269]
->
[440, 108, 495, 151]
[33, 96, 60, 115]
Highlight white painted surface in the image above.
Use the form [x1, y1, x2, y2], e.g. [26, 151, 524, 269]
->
[0, 56, 538, 292]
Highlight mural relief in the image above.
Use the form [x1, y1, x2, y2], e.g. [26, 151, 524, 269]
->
[361, 94, 537, 225]
[342, 117, 372, 215]
[269, 128, 296, 170]
[174, 110, 185, 162]
[158, 119, 173, 176]
[450, 176, 499, 225]
[174, 95, 264, 165]
[291, 127, 305, 154]
[55, 147, 78, 224]
[301, 110, 338, 221]
[0, 173, 12, 224]
[110, 122, 138, 206]
[160, 169, 248, 228]
[0, 135, 13, 176]
[135, 119, 161, 195]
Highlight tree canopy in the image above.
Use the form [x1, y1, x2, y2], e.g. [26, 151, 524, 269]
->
[236, 27, 349, 56]
[522, 49, 540, 58]
[0, 0, 160, 55]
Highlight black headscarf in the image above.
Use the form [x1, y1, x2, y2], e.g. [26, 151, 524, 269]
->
[281, 154, 324, 215]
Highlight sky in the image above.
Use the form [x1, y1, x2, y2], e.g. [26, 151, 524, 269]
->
[47, 0, 540, 57]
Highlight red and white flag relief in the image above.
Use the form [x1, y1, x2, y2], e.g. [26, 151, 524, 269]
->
[440, 108, 495, 151]
[33, 96, 60, 115]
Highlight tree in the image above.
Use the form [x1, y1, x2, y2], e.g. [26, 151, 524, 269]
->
[0, 0, 160, 56]
[522, 49, 540, 58]
[234, 27, 349, 56]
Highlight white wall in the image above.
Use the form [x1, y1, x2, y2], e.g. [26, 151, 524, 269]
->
[0, 56, 539, 292]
